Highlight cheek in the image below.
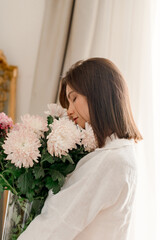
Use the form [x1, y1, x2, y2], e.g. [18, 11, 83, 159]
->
[76, 100, 90, 122]
[83, 100, 90, 119]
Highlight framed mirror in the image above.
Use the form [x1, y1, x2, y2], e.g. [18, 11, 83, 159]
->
[0, 50, 18, 238]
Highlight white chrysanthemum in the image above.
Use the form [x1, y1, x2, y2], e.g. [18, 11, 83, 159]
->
[21, 114, 48, 137]
[45, 103, 67, 118]
[12, 123, 24, 131]
[2, 127, 41, 168]
[81, 122, 98, 152]
[47, 118, 81, 157]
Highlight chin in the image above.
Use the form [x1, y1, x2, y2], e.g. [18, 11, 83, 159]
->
[76, 118, 87, 129]
[78, 122, 85, 129]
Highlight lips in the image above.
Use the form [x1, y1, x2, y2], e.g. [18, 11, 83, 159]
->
[73, 117, 78, 123]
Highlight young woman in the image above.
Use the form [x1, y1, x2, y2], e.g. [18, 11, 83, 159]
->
[18, 58, 142, 240]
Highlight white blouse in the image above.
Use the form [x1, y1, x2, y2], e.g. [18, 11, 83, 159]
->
[18, 133, 137, 240]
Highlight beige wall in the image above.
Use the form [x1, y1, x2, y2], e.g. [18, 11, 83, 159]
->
[0, 1, 45, 237]
[0, 0, 45, 121]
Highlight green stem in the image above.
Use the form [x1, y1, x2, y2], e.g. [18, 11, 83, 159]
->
[0, 161, 4, 171]
[0, 151, 5, 171]
[0, 173, 18, 195]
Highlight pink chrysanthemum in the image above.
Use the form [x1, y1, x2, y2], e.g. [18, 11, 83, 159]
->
[21, 114, 48, 138]
[81, 122, 98, 152]
[47, 118, 81, 157]
[45, 103, 67, 118]
[12, 123, 22, 131]
[0, 112, 13, 131]
[2, 127, 41, 168]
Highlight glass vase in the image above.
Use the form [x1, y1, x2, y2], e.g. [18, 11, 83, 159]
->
[2, 191, 44, 240]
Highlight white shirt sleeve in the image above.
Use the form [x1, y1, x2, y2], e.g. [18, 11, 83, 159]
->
[18, 150, 136, 240]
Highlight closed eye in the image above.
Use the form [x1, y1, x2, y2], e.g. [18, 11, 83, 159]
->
[73, 97, 77, 102]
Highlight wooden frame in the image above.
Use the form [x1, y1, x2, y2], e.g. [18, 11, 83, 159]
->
[0, 50, 17, 120]
[0, 50, 18, 237]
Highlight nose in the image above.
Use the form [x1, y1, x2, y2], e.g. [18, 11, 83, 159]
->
[67, 104, 74, 117]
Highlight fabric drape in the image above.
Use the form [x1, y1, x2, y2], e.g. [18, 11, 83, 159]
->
[29, 0, 74, 115]
[59, 1, 156, 239]
[28, 0, 158, 239]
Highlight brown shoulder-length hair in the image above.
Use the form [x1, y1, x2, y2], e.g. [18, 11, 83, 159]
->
[59, 57, 143, 148]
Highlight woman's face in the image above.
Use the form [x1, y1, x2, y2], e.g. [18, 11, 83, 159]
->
[66, 84, 90, 128]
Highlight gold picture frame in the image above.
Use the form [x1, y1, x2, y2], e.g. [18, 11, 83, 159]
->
[0, 50, 17, 120]
[0, 50, 18, 238]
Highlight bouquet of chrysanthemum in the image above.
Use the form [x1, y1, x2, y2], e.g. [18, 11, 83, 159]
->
[0, 104, 97, 240]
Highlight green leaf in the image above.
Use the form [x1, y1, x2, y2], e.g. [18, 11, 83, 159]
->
[31, 199, 45, 216]
[26, 190, 35, 202]
[0, 152, 3, 160]
[0, 136, 5, 145]
[61, 155, 74, 164]
[4, 162, 23, 178]
[51, 181, 61, 194]
[45, 174, 62, 194]
[0, 184, 3, 199]
[45, 177, 54, 190]
[50, 170, 65, 187]
[41, 152, 55, 164]
[0, 180, 5, 190]
[60, 164, 75, 176]
[17, 171, 34, 194]
[0, 184, 3, 192]
[47, 115, 53, 125]
[33, 166, 45, 179]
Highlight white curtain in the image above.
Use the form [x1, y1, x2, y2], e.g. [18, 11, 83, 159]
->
[28, 0, 158, 239]
[152, 1, 160, 239]
[61, 0, 157, 239]
[29, 0, 74, 115]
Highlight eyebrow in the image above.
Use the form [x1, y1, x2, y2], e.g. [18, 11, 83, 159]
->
[67, 90, 75, 99]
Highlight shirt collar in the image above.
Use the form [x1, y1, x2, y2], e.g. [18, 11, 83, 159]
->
[95, 133, 135, 151]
